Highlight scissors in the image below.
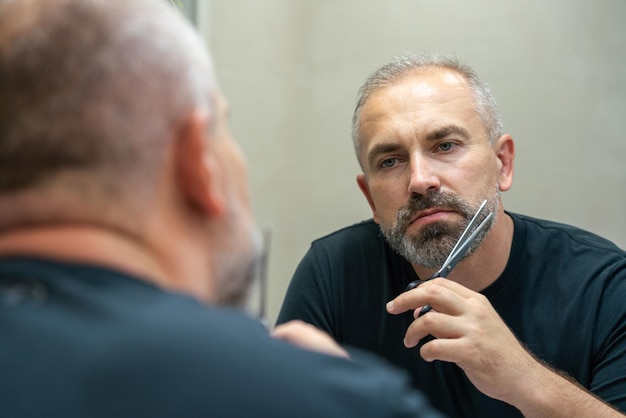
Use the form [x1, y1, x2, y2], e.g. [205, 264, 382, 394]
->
[404, 199, 494, 317]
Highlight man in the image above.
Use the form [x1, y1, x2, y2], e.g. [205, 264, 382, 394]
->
[277, 53, 626, 417]
[0, 1, 446, 417]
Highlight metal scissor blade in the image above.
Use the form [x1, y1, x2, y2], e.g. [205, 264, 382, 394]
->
[438, 212, 493, 278]
[404, 200, 493, 291]
[440, 199, 488, 269]
[414, 210, 493, 316]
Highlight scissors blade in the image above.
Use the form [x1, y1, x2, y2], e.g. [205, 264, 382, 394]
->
[438, 212, 493, 278]
[414, 210, 493, 316]
[440, 199, 488, 269]
[404, 201, 492, 291]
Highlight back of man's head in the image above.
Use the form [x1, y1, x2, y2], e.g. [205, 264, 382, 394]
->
[0, 0, 216, 231]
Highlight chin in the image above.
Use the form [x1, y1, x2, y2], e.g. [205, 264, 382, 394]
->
[214, 224, 262, 309]
[219, 287, 252, 308]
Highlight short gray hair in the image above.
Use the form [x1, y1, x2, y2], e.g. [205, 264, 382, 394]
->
[0, 0, 216, 205]
[351, 53, 502, 166]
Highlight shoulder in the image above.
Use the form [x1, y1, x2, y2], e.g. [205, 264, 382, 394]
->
[506, 211, 626, 295]
[1, 259, 442, 417]
[298, 219, 400, 277]
[308, 219, 383, 253]
[89, 305, 440, 417]
[312, 219, 380, 242]
[510, 212, 624, 256]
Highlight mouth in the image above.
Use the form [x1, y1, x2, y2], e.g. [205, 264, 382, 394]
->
[409, 208, 456, 227]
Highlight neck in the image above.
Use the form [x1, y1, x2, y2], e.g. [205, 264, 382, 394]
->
[0, 224, 212, 301]
[413, 208, 514, 292]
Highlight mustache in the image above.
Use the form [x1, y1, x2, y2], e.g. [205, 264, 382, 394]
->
[396, 192, 473, 228]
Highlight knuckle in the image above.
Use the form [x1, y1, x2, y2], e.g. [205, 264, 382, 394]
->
[421, 312, 438, 329]
[420, 339, 442, 360]
[423, 283, 445, 298]
[474, 293, 489, 304]
[431, 277, 448, 286]
[468, 295, 492, 318]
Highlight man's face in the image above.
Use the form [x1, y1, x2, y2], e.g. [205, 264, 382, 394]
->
[356, 69, 504, 269]
[210, 95, 262, 307]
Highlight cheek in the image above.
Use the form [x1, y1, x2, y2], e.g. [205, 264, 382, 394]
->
[228, 149, 252, 208]
[369, 182, 405, 217]
[458, 157, 500, 195]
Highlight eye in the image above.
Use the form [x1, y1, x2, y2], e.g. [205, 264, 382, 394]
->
[379, 157, 400, 169]
[437, 142, 457, 152]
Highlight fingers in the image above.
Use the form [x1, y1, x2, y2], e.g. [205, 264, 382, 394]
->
[387, 277, 469, 317]
[385, 278, 491, 352]
[271, 319, 309, 340]
[404, 307, 472, 347]
[418, 336, 468, 363]
[272, 320, 350, 359]
[386, 280, 535, 402]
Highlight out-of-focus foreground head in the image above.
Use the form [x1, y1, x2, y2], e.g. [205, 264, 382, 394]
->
[351, 53, 503, 168]
[0, 0, 216, 229]
[0, 0, 260, 306]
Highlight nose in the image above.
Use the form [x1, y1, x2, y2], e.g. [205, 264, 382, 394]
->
[408, 155, 440, 196]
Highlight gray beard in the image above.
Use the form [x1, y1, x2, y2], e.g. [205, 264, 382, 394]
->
[212, 209, 263, 309]
[380, 190, 499, 269]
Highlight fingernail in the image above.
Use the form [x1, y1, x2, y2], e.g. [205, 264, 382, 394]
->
[386, 301, 394, 311]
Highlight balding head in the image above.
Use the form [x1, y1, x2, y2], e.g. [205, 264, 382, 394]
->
[0, 0, 217, 230]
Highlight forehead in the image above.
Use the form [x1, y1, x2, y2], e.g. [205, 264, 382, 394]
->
[358, 70, 482, 137]
[392, 69, 469, 98]
[356, 69, 488, 166]
[363, 69, 475, 120]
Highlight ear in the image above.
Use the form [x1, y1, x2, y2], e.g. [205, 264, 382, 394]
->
[356, 173, 380, 224]
[175, 110, 226, 217]
[494, 134, 515, 192]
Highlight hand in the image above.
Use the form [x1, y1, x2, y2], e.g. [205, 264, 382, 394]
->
[386, 278, 537, 404]
[272, 320, 350, 359]
[387, 278, 626, 416]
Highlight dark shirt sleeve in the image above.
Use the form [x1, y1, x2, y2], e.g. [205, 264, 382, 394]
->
[589, 260, 626, 411]
[276, 243, 337, 334]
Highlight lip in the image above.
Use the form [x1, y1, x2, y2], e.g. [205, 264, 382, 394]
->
[410, 208, 456, 226]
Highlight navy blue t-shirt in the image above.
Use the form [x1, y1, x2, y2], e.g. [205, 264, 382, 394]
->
[0, 258, 444, 418]
[277, 212, 626, 417]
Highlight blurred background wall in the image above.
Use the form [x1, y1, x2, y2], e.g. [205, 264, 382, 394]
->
[181, 0, 626, 324]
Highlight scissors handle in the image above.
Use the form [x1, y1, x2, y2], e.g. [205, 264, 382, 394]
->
[404, 271, 441, 316]
[418, 305, 432, 316]
[404, 270, 440, 291]
[405, 283, 435, 316]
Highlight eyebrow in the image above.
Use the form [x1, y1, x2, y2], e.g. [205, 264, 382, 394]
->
[426, 125, 471, 142]
[367, 142, 402, 168]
